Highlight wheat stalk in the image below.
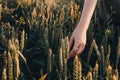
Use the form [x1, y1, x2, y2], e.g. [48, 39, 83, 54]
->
[59, 37, 69, 80]
[13, 38, 20, 80]
[47, 48, 52, 73]
[115, 37, 120, 69]
[106, 63, 112, 80]
[59, 45, 63, 77]
[87, 71, 92, 80]
[65, 36, 69, 58]
[63, 58, 67, 80]
[93, 60, 98, 80]
[73, 55, 79, 80]
[105, 45, 111, 72]
[20, 29, 25, 52]
[2, 51, 7, 80]
[112, 69, 119, 80]
[93, 40, 105, 79]
[87, 39, 95, 64]
[73, 55, 82, 80]
[100, 45, 106, 78]
[78, 58, 82, 80]
[7, 50, 13, 80]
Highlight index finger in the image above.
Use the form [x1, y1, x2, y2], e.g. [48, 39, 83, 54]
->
[68, 48, 77, 59]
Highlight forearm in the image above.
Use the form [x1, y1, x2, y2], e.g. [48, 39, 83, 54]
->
[77, 0, 97, 32]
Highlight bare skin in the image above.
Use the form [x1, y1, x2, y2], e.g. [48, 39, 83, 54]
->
[68, 0, 98, 59]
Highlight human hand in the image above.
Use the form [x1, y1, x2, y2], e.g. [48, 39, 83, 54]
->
[68, 26, 86, 59]
[67, 0, 97, 59]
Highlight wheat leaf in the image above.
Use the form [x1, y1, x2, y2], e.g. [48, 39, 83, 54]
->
[39, 73, 48, 80]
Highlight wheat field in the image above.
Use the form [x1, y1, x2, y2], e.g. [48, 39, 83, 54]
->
[0, 0, 120, 80]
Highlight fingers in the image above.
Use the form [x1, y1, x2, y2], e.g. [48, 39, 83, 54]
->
[68, 48, 77, 59]
[76, 44, 85, 54]
[68, 42, 79, 59]
[68, 42, 86, 59]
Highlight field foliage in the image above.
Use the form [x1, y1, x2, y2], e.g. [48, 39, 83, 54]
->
[0, 0, 120, 80]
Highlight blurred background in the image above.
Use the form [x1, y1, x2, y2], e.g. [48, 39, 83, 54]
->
[0, 0, 119, 80]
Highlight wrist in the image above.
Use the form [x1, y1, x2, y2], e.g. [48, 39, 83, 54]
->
[77, 23, 88, 33]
